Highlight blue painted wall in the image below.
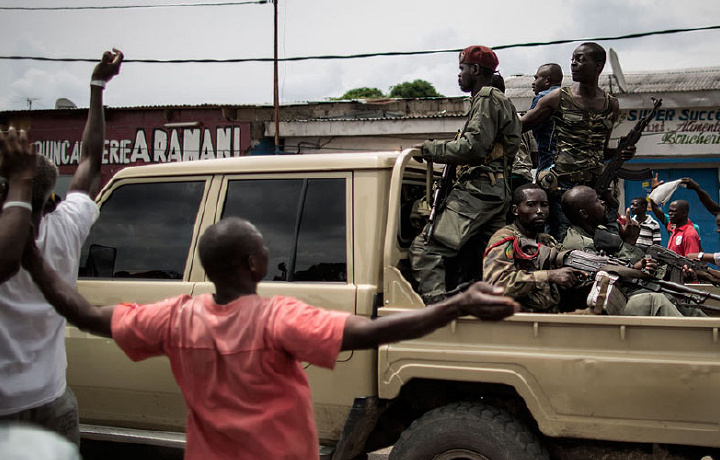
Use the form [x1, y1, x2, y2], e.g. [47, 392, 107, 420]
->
[624, 165, 719, 255]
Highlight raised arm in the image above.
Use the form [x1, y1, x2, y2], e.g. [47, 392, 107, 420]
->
[681, 177, 720, 216]
[0, 127, 36, 282]
[341, 282, 519, 351]
[22, 240, 114, 337]
[648, 173, 669, 226]
[520, 88, 560, 133]
[68, 49, 123, 195]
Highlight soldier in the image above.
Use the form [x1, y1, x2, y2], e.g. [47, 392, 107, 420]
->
[560, 186, 687, 317]
[409, 45, 521, 304]
[483, 184, 584, 312]
[521, 43, 635, 242]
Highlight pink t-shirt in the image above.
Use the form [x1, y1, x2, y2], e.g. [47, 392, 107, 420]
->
[111, 293, 350, 460]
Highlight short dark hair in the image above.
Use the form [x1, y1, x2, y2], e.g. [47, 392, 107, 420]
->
[512, 183, 544, 206]
[479, 66, 494, 78]
[542, 63, 563, 86]
[491, 74, 505, 93]
[631, 196, 646, 204]
[579, 42, 606, 65]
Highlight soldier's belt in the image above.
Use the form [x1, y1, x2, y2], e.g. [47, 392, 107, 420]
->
[554, 168, 600, 185]
[478, 171, 504, 186]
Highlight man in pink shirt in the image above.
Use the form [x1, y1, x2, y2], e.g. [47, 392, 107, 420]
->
[23, 217, 519, 459]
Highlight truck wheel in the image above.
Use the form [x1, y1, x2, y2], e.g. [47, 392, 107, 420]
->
[388, 401, 549, 460]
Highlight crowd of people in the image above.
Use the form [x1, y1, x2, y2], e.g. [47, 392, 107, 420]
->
[1, 41, 720, 459]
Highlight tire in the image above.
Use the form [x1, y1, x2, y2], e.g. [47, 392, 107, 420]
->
[388, 401, 549, 460]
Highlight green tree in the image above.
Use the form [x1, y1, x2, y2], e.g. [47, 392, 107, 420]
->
[333, 87, 385, 100]
[389, 79, 443, 98]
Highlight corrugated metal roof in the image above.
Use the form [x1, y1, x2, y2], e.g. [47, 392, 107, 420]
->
[505, 67, 720, 98]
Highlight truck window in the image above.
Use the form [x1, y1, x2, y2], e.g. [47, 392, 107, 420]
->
[222, 178, 346, 282]
[78, 181, 205, 280]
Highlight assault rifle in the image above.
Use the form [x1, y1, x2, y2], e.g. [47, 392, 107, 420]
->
[594, 97, 663, 195]
[559, 249, 720, 312]
[426, 163, 455, 241]
[646, 244, 720, 286]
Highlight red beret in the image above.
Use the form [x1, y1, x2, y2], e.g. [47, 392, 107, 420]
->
[459, 45, 499, 72]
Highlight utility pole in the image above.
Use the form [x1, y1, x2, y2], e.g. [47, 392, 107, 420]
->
[273, 0, 280, 153]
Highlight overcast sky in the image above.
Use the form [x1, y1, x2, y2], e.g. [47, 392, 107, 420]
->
[0, 0, 718, 111]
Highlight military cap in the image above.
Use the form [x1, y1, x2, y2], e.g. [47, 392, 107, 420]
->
[459, 45, 499, 72]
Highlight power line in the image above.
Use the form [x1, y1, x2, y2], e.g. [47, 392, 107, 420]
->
[0, 24, 717, 64]
[0, 1, 267, 11]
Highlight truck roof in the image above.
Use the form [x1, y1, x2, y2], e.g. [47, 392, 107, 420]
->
[109, 151, 409, 180]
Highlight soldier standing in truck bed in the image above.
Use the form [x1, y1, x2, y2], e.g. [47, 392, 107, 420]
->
[409, 45, 521, 305]
[521, 42, 636, 242]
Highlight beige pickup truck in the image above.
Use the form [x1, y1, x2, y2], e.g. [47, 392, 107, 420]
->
[69, 149, 720, 459]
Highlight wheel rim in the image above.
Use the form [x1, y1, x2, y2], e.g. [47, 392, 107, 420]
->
[432, 449, 490, 460]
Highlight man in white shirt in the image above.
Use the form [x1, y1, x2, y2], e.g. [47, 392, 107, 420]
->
[0, 49, 123, 445]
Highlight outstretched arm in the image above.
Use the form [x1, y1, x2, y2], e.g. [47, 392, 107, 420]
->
[681, 177, 720, 215]
[520, 88, 560, 133]
[0, 127, 36, 282]
[341, 282, 519, 351]
[68, 49, 123, 195]
[23, 240, 114, 337]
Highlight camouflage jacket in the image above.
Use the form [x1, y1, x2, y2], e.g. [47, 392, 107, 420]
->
[560, 225, 645, 265]
[511, 131, 537, 181]
[422, 87, 521, 198]
[552, 86, 617, 178]
[482, 223, 561, 312]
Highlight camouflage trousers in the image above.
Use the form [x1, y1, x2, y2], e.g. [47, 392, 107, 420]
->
[409, 187, 508, 304]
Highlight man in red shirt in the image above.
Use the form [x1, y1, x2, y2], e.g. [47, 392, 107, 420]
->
[22, 217, 518, 459]
[650, 197, 701, 256]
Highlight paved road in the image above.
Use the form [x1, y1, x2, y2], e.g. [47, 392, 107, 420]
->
[81, 440, 392, 459]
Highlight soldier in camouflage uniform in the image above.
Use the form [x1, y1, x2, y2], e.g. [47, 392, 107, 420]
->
[483, 184, 585, 312]
[521, 42, 636, 242]
[409, 45, 521, 304]
[560, 185, 689, 317]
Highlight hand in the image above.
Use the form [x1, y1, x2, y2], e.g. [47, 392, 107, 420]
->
[686, 252, 701, 261]
[451, 281, 520, 321]
[91, 48, 123, 83]
[0, 127, 36, 181]
[548, 267, 586, 287]
[680, 177, 699, 191]
[635, 257, 658, 275]
[650, 172, 664, 190]
[617, 207, 640, 245]
[682, 264, 697, 282]
[618, 145, 636, 161]
[412, 143, 427, 162]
